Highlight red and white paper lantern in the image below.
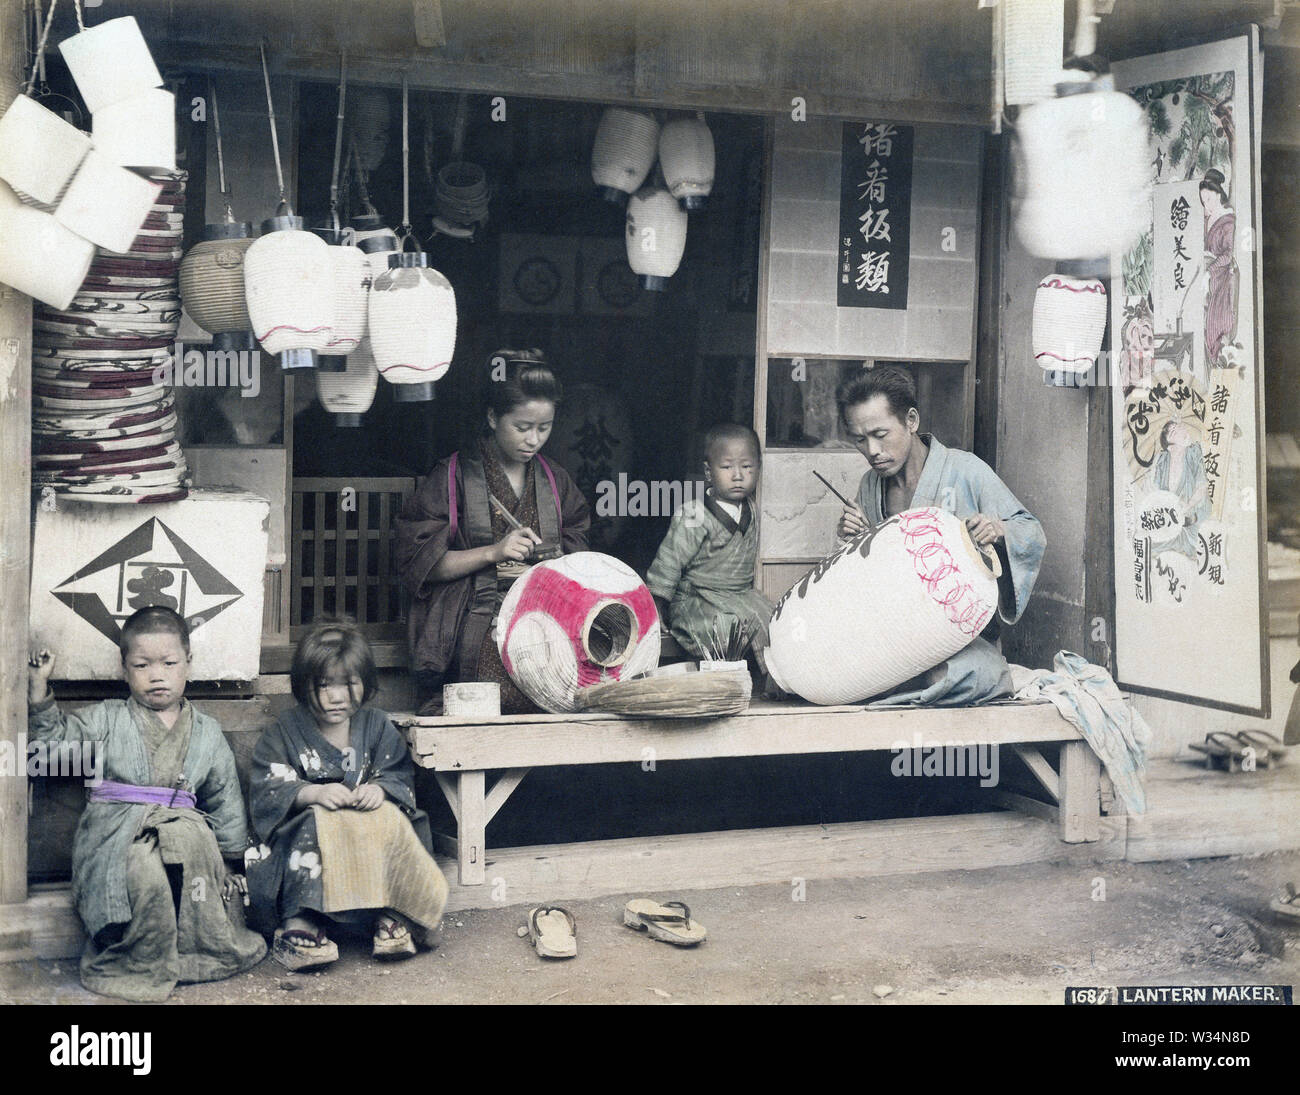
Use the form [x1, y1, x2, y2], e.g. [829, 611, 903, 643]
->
[1032, 275, 1107, 374]
[367, 252, 455, 402]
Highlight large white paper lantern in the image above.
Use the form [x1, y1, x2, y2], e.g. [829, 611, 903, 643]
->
[54, 149, 161, 254]
[0, 95, 92, 206]
[659, 114, 715, 211]
[244, 213, 334, 370]
[367, 252, 455, 402]
[626, 185, 688, 291]
[316, 342, 378, 427]
[1013, 83, 1150, 259]
[179, 222, 257, 352]
[0, 182, 95, 310]
[591, 108, 659, 206]
[58, 16, 163, 115]
[1032, 275, 1107, 374]
[1002, 0, 1066, 106]
[312, 226, 369, 366]
[766, 508, 1000, 705]
[92, 88, 176, 173]
[496, 552, 661, 713]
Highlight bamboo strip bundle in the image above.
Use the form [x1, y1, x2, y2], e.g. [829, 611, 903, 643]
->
[576, 668, 751, 719]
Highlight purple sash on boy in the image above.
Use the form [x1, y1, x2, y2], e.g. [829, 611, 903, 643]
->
[89, 779, 197, 809]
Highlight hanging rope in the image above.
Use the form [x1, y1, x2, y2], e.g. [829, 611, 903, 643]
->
[210, 77, 233, 221]
[259, 40, 288, 212]
[24, 0, 59, 97]
[398, 75, 415, 249]
[329, 50, 348, 230]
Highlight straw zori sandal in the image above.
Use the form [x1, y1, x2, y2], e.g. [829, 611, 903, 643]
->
[1188, 732, 1252, 772]
[273, 926, 339, 971]
[623, 899, 707, 946]
[1270, 883, 1300, 921]
[373, 913, 418, 960]
[527, 906, 577, 958]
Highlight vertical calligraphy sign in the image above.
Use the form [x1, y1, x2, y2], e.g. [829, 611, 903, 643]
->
[1110, 29, 1268, 716]
[838, 121, 913, 309]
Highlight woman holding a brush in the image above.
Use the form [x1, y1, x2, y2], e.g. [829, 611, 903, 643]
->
[831, 366, 1046, 705]
[396, 352, 591, 714]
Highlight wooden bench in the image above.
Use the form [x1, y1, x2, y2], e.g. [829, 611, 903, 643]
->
[398, 698, 1102, 886]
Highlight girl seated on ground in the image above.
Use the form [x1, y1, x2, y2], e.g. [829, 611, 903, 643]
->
[245, 621, 449, 970]
[27, 606, 266, 1002]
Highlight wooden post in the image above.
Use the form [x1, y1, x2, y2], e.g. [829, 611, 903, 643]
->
[1059, 741, 1102, 844]
[0, 0, 32, 908]
[457, 770, 486, 885]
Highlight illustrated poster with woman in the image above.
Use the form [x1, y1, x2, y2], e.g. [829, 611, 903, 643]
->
[1110, 31, 1268, 714]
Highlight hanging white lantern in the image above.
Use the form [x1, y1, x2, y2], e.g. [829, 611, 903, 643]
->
[1032, 275, 1107, 374]
[658, 114, 715, 211]
[92, 88, 176, 173]
[243, 213, 334, 370]
[765, 508, 1001, 705]
[0, 182, 95, 310]
[625, 186, 687, 291]
[1013, 80, 1150, 259]
[54, 149, 161, 254]
[0, 94, 92, 206]
[367, 252, 456, 402]
[591, 108, 659, 206]
[179, 222, 258, 352]
[350, 212, 397, 252]
[311, 226, 370, 367]
[1002, 0, 1066, 107]
[58, 16, 163, 116]
[316, 341, 378, 426]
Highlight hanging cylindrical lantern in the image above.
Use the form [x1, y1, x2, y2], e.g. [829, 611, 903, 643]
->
[1013, 79, 1150, 259]
[367, 251, 456, 402]
[316, 341, 378, 426]
[658, 114, 715, 211]
[0, 93, 92, 206]
[244, 212, 334, 370]
[765, 508, 1001, 705]
[54, 149, 160, 254]
[179, 222, 258, 352]
[591, 108, 659, 206]
[0, 184, 96, 310]
[92, 87, 176, 174]
[1002, 0, 1066, 107]
[626, 185, 687, 291]
[1032, 275, 1107, 374]
[311, 225, 370, 369]
[58, 16, 164, 116]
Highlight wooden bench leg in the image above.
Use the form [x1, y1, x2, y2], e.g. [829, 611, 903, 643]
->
[458, 771, 487, 885]
[1059, 741, 1101, 844]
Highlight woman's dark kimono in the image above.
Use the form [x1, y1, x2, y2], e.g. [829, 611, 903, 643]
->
[245, 704, 447, 939]
[395, 439, 590, 712]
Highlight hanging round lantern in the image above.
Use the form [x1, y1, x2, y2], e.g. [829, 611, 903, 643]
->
[58, 15, 163, 116]
[316, 341, 378, 427]
[179, 221, 258, 352]
[1032, 275, 1107, 374]
[350, 212, 398, 253]
[311, 225, 370, 370]
[659, 114, 715, 211]
[1013, 79, 1150, 259]
[625, 185, 687, 291]
[765, 508, 1001, 705]
[243, 212, 334, 370]
[591, 108, 659, 206]
[367, 251, 456, 402]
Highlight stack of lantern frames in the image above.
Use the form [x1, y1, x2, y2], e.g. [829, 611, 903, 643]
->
[0, 14, 191, 502]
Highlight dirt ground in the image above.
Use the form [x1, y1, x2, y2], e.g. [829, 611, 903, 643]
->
[3, 850, 1298, 1006]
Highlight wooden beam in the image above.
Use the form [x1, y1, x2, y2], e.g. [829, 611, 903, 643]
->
[1012, 744, 1061, 801]
[433, 772, 460, 823]
[438, 812, 1128, 913]
[484, 768, 530, 825]
[404, 700, 1081, 772]
[1059, 740, 1102, 843]
[990, 789, 1059, 827]
[0, 0, 31, 908]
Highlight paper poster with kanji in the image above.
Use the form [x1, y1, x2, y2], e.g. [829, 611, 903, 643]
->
[837, 121, 913, 309]
[1110, 29, 1268, 715]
